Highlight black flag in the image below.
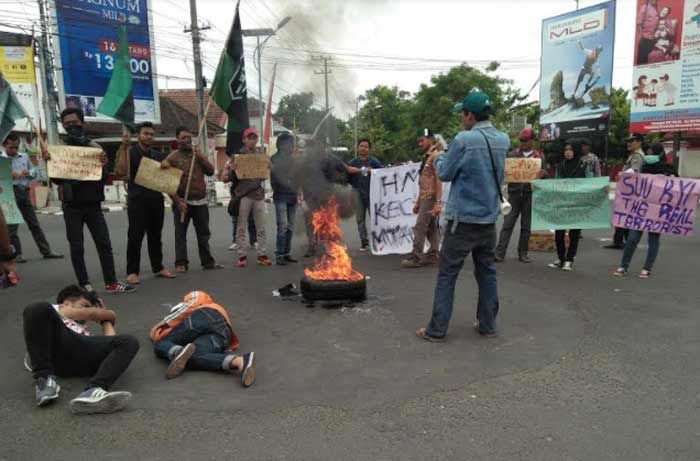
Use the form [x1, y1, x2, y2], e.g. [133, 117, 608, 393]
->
[209, 1, 249, 155]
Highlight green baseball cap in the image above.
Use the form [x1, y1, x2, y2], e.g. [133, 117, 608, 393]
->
[452, 91, 492, 115]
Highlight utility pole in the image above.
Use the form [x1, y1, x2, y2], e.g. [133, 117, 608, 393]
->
[36, 0, 59, 144]
[242, 17, 291, 149]
[186, 0, 210, 155]
[314, 55, 332, 145]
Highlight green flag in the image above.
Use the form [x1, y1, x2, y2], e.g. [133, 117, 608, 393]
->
[97, 24, 134, 126]
[0, 73, 28, 143]
[209, 0, 249, 155]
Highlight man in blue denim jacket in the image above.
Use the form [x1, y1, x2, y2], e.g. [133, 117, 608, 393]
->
[416, 91, 508, 340]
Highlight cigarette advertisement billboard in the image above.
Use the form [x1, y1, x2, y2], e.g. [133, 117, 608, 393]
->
[539, 1, 616, 141]
[50, 0, 160, 123]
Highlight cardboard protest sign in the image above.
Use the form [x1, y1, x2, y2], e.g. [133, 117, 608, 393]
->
[505, 158, 541, 183]
[234, 154, 269, 179]
[134, 156, 182, 196]
[0, 157, 23, 224]
[531, 177, 610, 230]
[369, 163, 420, 255]
[46, 145, 102, 181]
[613, 173, 700, 236]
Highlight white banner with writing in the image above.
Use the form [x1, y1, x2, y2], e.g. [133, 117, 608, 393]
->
[369, 163, 421, 255]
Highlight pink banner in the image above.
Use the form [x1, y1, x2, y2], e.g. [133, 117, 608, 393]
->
[613, 173, 700, 236]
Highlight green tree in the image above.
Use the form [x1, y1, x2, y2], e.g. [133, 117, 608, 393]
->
[274, 92, 342, 144]
[607, 87, 631, 164]
[410, 64, 524, 144]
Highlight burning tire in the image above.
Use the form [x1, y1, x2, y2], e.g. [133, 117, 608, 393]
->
[300, 275, 367, 302]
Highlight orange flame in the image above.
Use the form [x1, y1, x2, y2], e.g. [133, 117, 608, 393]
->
[304, 196, 364, 282]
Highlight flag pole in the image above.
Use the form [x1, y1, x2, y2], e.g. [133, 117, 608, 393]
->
[181, 97, 212, 223]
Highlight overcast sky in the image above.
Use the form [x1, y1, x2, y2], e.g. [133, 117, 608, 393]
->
[1, 0, 637, 118]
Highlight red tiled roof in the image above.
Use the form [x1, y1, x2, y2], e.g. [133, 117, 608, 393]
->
[160, 88, 263, 123]
[160, 89, 226, 129]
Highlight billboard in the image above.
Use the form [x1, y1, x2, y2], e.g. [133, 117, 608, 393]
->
[0, 32, 40, 133]
[630, 0, 700, 133]
[50, 0, 160, 123]
[539, 2, 616, 141]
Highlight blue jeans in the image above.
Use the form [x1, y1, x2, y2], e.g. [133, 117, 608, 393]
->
[427, 222, 499, 337]
[153, 308, 233, 372]
[231, 214, 256, 245]
[274, 200, 297, 257]
[620, 230, 660, 271]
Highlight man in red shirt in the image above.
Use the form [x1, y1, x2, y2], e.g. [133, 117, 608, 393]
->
[495, 128, 547, 263]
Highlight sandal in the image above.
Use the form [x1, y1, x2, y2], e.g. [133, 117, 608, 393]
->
[175, 265, 188, 273]
[639, 269, 651, 278]
[415, 327, 446, 343]
[612, 267, 626, 277]
[156, 269, 176, 279]
[126, 274, 140, 285]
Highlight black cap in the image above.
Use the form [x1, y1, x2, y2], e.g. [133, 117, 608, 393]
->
[625, 133, 644, 143]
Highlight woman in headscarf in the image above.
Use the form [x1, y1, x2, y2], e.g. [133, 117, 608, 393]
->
[547, 140, 594, 271]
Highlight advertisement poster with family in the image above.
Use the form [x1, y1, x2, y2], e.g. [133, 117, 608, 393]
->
[630, 0, 700, 132]
[539, 1, 616, 141]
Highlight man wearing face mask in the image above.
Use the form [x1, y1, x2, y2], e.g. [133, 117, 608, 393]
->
[41, 108, 135, 294]
[161, 126, 221, 272]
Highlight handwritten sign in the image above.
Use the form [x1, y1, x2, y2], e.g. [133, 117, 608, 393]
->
[612, 173, 700, 236]
[46, 145, 102, 181]
[134, 157, 182, 196]
[0, 158, 23, 224]
[369, 163, 420, 255]
[234, 154, 269, 179]
[505, 158, 541, 183]
[531, 177, 610, 230]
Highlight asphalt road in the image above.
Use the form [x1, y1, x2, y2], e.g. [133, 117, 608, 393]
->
[1, 205, 699, 460]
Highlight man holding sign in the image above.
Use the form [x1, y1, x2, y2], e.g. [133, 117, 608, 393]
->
[232, 128, 272, 268]
[117, 122, 176, 285]
[402, 129, 443, 268]
[495, 128, 547, 263]
[42, 108, 134, 294]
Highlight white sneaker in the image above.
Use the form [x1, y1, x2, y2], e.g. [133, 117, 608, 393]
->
[69, 387, 132, 415]
[562, 261, 573, 271]
[228, 243, 239, 251]
[547, 260, 562, 269]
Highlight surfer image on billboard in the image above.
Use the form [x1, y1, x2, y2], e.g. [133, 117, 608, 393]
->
[539, 1, 616, 141]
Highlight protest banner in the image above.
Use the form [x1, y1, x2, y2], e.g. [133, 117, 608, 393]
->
[630, 0, 700, 133]
[369, 163, 420, 255]
[234, 154, 269, 179]
[612, 172, 700, 236]
[531, 177, 610, 230]
[505, 158, 542, 183]
[46, 145, 103, 181]
[539, 1, 616, 141]
[0, 157, 23, 224]
[134, 156, 182, 196]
